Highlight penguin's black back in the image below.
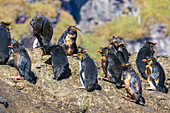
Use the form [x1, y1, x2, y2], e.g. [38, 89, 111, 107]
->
[0, 22, 11, 65]
[81, 53, 97, 90]
[50, 45, 68, 67]
[50, 45, 71, 80]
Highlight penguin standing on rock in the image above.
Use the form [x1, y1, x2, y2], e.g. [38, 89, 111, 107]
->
[30, 15, 53, 55]
[97, 47, 123, 88]
[8, 43, 37, 84]
[73, 48, 101, 92]
[121, 63, 145, 106]
[0, 22, 11, 65]
[57, 26, 80, 55]
[136, 41, 157, 79]
[142, 57, 168, 93]
[49, 45, 71, 80]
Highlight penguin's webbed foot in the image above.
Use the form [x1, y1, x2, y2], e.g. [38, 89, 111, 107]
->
[78, 86, 85, 89]
[123, 97, 136, 102]
[12, 76, 23, 80]
[146, 86, 156, 90]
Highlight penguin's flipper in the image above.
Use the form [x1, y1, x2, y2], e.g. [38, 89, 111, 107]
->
[19, 57, 28, 76]
[150, 67, 159, 79]
[130, 75, 139, 94]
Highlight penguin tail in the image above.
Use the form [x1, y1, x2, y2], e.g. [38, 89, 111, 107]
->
[141, 73, 147, 80]
[115, 80, 124, 89]
[156, 86, 168, 94]
[86, 86, 94, 92]
[54, 65, 71, 80]
[0, 99, 9, 108]
[138, 96, 145, 106]
[94, 83, 102, 91]
[3, 101, 9, 108]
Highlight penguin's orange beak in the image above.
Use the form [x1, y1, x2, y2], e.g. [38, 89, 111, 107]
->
[121, 64, 125, 67]
[115, 44, 118, 47]
[142, 59, 147, 62]
[8, 45, 13, 48]
[97, 50, 102, 53]
[83, 49, 88, 52]
[74, 28, 77, 31]
[154, 42, 157, 45]
[73, 54, 77, 57]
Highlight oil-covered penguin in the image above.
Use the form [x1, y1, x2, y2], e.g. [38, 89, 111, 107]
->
[49, 45, 71, 80]
[122, 63, 145, 106]
[0, 22, 11, 65]
[8, 42, 37, 84]
[142, 57, 168, 93]
[57, 26, 80, 55]
[136, 41, 157, 79]
[73, 48, 101, 92]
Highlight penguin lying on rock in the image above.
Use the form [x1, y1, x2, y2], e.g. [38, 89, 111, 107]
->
[0, 21, 11, 65]
[8, 42, 37, 84]
[136, 41, 157, 79]
[142, 57, 168, 93]
[97, 47, 123, 89]
[73, 48, 101, 92]
[57, 26, 80, 55]
[49, 45, 71, 80]
[121, 63, 145, 106]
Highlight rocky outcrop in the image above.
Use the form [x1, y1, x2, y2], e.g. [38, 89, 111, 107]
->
[0, 48, 169, 112]
[61, 0, 137, 33]
[125, 23, 170, 56]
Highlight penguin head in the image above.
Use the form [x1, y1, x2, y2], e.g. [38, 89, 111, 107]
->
[77, 46, 88, 53]
[109, 36, 122, 47]
[144, 41, 157, 49]
[66, 26, 81, 37]
[97, 47, 109, 56]
[8, 42, 25, 53]
[73, 50, 88, 60]
[121, 62, 132, 70]
[30, 15, 43, 28]
[138, 96, 145, 106]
